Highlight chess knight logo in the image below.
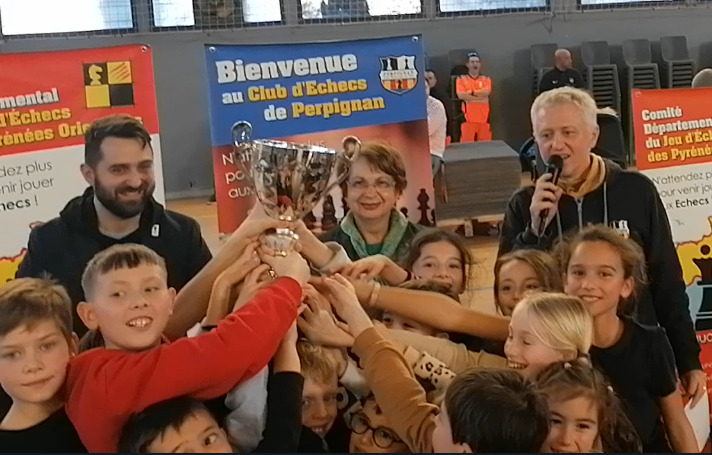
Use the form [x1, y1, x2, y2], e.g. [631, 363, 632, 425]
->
[378, 55, 418, 95]
[83, 61, 135, 109]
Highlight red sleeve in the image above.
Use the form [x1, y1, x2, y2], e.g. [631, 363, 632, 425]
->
[65, 277, 301, 453]
[484, 76, 492, 90]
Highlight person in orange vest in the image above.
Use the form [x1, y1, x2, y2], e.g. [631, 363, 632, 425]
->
[456, 52, 492, 142]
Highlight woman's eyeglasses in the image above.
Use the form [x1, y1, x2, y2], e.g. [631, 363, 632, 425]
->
[349, 412, 403, 449]
[347, 178, 396, 193]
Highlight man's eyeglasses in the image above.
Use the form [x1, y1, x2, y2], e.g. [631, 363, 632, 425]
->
[349, 412, 403, 449]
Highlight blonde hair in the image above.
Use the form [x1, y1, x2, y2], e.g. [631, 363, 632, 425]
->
[515, 292, 593, 358]
[531, 87, 598, 131]
[296, 339, 338, 384]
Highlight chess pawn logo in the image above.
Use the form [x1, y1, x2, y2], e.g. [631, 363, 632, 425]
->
[303, 211, 317, 231]
[321, 195, 338, 232]
[417, 188, 432, 226]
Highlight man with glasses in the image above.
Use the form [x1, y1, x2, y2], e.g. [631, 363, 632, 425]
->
[455, 51, 492, 143]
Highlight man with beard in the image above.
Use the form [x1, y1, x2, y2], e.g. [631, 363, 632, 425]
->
[15, 114, 213, 337]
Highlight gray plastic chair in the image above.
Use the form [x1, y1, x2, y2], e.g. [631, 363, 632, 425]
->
[581, 41, 612, 66]
[623, 39, 653, 65]
[660, 36, 696, 88]
[531, 44, 557, 97]
[531, 43, 558, 69]
[581, 41, 621, 113]
[622, 39, 660, 90]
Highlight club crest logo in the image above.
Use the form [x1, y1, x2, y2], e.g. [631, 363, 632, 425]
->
[379, 55, 418, 95]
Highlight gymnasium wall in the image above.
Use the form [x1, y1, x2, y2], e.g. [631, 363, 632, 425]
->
[3, 4, 711, 198]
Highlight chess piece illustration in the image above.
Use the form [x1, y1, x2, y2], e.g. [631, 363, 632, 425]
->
[417, 189, 432, 226]
[694, 244, 712, 331]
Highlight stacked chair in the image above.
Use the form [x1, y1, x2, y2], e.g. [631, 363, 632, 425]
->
[581, 41, 621, 113]
[622, 39, 661, 91]
[530, 43, 558, 98]
[660, 35, 697, 88]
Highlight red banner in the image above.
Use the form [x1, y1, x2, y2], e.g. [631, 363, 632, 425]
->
[632, 88, 712, 172]
[0, 45, 162, 282]
[0, 45, 159, 157]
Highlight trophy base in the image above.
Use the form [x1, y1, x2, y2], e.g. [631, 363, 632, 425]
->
[260, 228, 299, 257]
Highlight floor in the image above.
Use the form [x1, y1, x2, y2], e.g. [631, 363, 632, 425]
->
[166, 197, 503, 314]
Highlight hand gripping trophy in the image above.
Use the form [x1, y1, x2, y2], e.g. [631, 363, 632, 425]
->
[232, 121, 359, 256]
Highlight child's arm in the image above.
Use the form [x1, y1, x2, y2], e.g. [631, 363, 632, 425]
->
[166, 203, 291, 339]
[298, 287, 355, 348]
[66, 253, 310, 452]
[203, 254, 268, 327]
[295, 221, 353, 274]
[325, 275, 437, 453]
[340, 255, 410, 286]
[253, 322, 304, 453]
[659, 390, 699, 453]
[380, 326, 508, 373]
[350, 279, 509, 341]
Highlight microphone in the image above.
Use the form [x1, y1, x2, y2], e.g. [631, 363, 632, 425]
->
[537, 155, 564, 236]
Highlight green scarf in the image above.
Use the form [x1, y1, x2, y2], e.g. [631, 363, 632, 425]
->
[340, 209, 410, 259]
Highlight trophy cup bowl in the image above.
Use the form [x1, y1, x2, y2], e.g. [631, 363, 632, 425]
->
[232, 121, 353, 256]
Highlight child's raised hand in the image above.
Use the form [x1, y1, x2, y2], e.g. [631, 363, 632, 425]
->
[258, 249, 310, 286]
[227, 201, 293, 245]
[298, 290, 354, 348]
[231, 263, 273, 312]
[339, 255, 390, 282]
[214, 241, 261, 287]
[323, 274, 373, 339]
[204, 242, 262, 324]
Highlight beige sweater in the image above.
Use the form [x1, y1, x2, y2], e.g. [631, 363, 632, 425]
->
[382, 327, 508, 373]
[352, 328, 438, 453]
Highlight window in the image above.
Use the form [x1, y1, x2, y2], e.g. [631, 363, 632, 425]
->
[242, 0, 281, 22]
[300, 0, 421, 20]
[0, 0, 133, 35]
[580, 0, 672, 4]
[438, 0, 546, 12]
[171, 0, 282, 27]
[153, 0, 195, 27]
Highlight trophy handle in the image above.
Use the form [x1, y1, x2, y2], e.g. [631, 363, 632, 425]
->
[232, 121, 253, 146]
[231, 121, 256, 187]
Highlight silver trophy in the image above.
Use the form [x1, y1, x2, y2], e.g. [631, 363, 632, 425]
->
[232, 121, 357, 256]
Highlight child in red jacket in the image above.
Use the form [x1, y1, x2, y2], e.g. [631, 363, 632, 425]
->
[66, 242, 309, 452]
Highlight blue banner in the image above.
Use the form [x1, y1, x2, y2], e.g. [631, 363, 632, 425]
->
[204, 35, 427, 145]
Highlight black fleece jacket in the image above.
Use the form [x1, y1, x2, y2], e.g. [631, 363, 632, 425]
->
[15, 187, 212, 336]
[499, 159, 701, 374]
